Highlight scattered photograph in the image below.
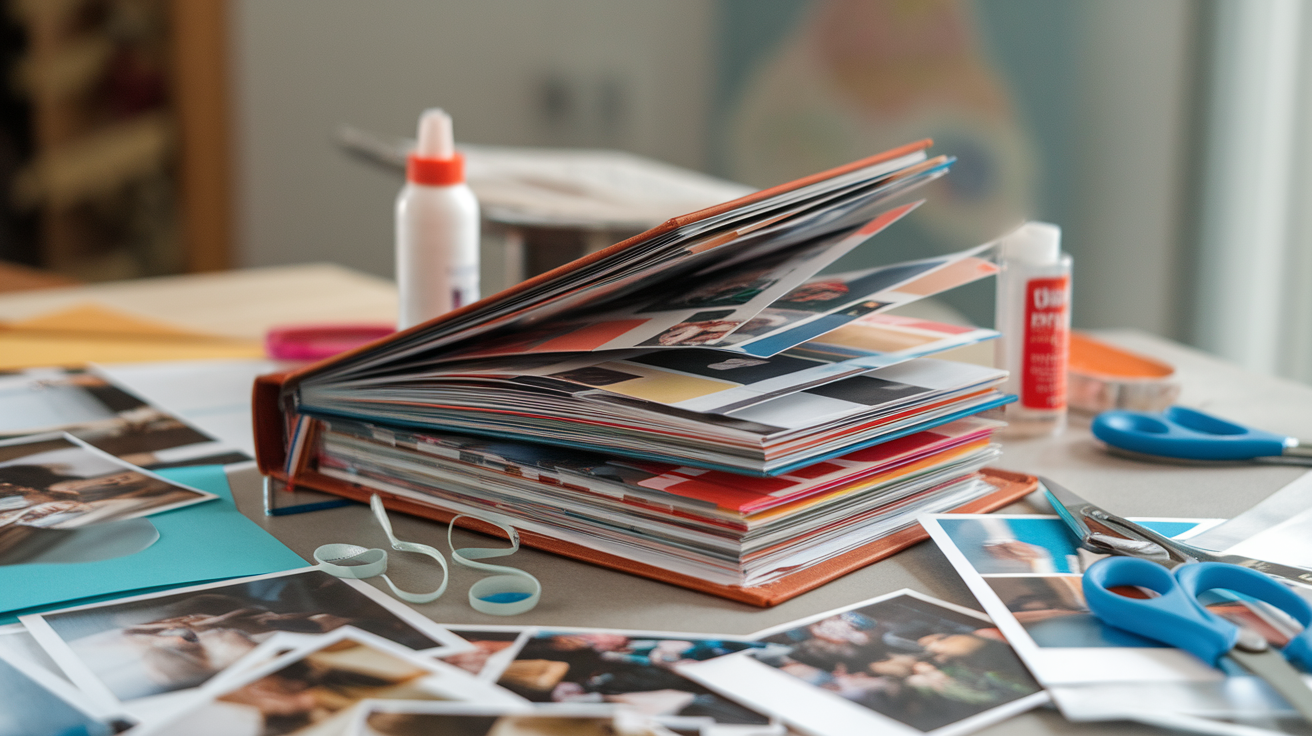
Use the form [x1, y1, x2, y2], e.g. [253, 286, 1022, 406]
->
[921, 514, 1239, 688]
[0, 368, 249, 469]
[356, 702, 669, 736]
[930, 516, 1204, 575]
[0, 433, 215, 532]
[981, 576, 1161, 649]
[984, 573, 1298, 651]
[23, 568, 470, 705]
[678, 591, 1046, 736]
[755, 592, 1040, 732]
[144, 628, 519, 736]
[0, 649, 121, 736]
[492, 629, 771, 726]
[438, 627, 528, 679]
[0, 623, 65, 683]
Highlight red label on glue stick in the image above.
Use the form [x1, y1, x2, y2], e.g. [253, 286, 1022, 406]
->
[1021, 276, 1069, 409]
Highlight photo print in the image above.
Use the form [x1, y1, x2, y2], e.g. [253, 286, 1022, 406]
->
[490, 629, 773, 728]
[0, 649, 124, 736]
[642, 311, 741, 347]
[140, 628, 518, 736]
[678, 591, 1046, 736]
[919, 514, 1243, 687]
[0, 433, 215, 532]
[981, 576, 1163, 649]
[438, 627, 529, 680]
[355, 702, 670, 736]
[23, 568, 470, 709]
[0, 368, 249, 469]
[639, 262, 784, 312]
[771, 259, 943, 314]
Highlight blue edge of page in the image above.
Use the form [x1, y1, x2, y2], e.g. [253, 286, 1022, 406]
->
[0, 465, 308, 625]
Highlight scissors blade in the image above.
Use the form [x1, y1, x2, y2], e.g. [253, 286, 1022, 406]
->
[1040, 477, 1182, 563]
[1228, 648, 1312, 722]
[1044, 478, 1312, 587]
[1205, 554, 1312, 588]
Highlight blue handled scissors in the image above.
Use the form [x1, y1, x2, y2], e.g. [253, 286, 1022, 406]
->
[1084, 556, 1312, 720]
[1043, 476, 1312, 586]
[1091, 406, 1312, 465]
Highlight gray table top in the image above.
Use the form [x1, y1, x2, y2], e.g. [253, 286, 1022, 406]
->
[224, 329, 1312, 734]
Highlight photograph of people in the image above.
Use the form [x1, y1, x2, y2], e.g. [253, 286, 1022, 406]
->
[0, 434, 213, 531]
[650, 318, 741, 346]
[0, 371, 246, 469]
[362, 709, 661, 736]
[496, 632, 769, 725]
[753, 596, 1041, 733]
[34, 570, 450, 702]
[149, 637, 492, 736]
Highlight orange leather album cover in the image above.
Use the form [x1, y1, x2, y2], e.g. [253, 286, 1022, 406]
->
[254, 373, 1033, 607]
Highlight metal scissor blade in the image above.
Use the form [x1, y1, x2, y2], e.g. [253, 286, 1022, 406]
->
[1040, 476, 1095, 540]
[1040, 476, 1195, 565]
[1229, 648, 1312, 723]
[1207, 554, 1312, 588]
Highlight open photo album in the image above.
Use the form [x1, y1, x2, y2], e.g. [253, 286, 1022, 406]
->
[253, 140, 1036, 604]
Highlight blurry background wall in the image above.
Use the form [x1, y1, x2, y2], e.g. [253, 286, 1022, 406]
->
[6, 0, 1312, 384]
[232, 0, 1193, 342]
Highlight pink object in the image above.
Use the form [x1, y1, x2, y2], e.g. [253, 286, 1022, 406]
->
[265, 324, 395, 361]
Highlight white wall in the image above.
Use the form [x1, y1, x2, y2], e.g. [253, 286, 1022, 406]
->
[231, 0, 715, 277]
[1066, 0, 1195, 339]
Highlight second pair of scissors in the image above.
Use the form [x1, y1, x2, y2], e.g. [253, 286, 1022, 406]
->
[1085, 556, 1312, 720]
[1092, 405, 1312, 465]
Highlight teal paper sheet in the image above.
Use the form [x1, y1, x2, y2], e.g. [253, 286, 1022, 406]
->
[0, 465, 305, 623]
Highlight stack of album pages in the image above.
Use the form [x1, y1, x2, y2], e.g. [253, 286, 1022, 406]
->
[254, 140, 1034, 602]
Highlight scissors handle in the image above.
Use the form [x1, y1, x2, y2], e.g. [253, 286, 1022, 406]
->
[1175, 562, 1312, 671]
[1091, 406, 1291, 461]
[1083, 557, 1238, 666]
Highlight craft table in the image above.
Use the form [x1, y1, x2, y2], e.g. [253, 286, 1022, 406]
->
[3, 264, 1309, 736]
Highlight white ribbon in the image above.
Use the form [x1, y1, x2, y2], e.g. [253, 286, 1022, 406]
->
[313, 495, 539, 614]
[449, 514, 542, 616]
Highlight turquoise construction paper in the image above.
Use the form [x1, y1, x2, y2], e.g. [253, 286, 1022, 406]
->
[0, 465, 305, 623]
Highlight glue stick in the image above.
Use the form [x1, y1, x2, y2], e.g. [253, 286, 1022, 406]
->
[396, 109, 480, 329]
[995, 222, 1071, 437]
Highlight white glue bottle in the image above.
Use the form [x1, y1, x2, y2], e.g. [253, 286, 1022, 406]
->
[395, 108, 480, 330]
[994, 221, 1071, 437]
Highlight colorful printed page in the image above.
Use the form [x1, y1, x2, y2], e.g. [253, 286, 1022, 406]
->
[727, 247, 1000, 357]
[324, 148, 945, 379]
[396, 315, 995, 418]
[784, 313, 995, 369]
[442, 202, 921, 359]
[317, 416, 996, 520]
[629, 418, 998, 515]
[728, 359, 1005, 432]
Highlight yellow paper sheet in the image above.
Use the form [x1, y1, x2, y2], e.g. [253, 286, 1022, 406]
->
[0, 303, 264, 369]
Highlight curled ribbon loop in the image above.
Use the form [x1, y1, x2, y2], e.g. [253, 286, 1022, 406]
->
[313, 543, 387, 579]
[368, 495, 449, 603]
[449, 514, 541, 615]
[315, 496, 537, 614]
